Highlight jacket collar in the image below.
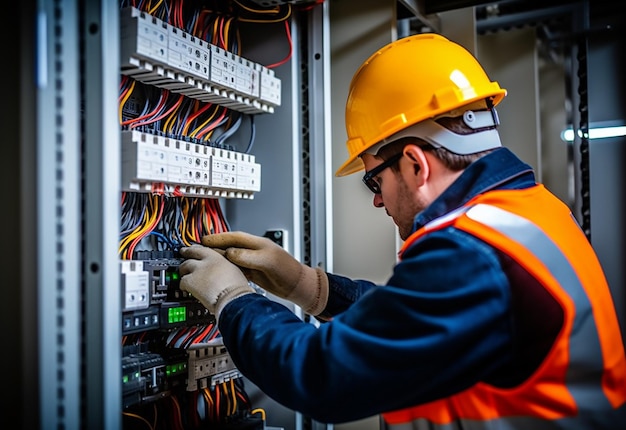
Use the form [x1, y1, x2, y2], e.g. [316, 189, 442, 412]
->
[413, 147, 536, 231]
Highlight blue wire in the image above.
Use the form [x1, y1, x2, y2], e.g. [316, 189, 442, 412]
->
[245, 115, 256, 154]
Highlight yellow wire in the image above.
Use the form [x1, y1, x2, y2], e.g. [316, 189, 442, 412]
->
[162, 102, 179, 134]
[250, 408, 266, 421]
[221, 382, 232, 415]
[122, 411, 155, 430]
[119, 79, 136, 124]
[201, 388, 213, 419]
[223, 17, 234, 49]
[202, 129, 216, 142]
[119, 195, 159, 258]
[202, 387, 213, 406]
[181, 100, 201, 136]
[147, 0, 163, 16]
[212, 18, 220, 45]
[119, 206, 148, 257]
[238, 4, 291, 23]
[181, 198, 194, 246]
[189, 207, 198, 243]
[234, 0, 279, 14]
[185, 199, 196, 243]
[229, 378, 237, 415]
[162, 97, 185, 134]
[189, 105, 220, 138]
[119, 196, 152, 257]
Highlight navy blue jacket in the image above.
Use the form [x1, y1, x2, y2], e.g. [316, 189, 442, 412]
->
[219, 147, 545, 424]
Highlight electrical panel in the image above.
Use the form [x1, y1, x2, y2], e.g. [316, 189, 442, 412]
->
[117, 1, 294, 428]
[120, 6, 281, 115]
[121, 130, 261, 198]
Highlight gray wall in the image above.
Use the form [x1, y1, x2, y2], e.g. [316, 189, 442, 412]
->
[328, 6, 626, 430]
[330, 0, 399, 284]
[329, 2, 397, 428]
[586, 34, 626, 335]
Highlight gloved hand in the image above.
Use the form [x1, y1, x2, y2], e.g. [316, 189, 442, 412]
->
[178, 245, 254, 319]
[202, 231, 328, 316]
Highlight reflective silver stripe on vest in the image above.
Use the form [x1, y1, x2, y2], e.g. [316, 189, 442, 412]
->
[465, 204, 606, 407]
[387, 203, 624, 430]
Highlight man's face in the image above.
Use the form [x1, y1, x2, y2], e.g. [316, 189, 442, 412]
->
[361, 152, 428, 240]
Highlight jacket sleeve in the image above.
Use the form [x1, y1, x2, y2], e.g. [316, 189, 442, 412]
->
[217, 227, 514, 424]
[320, 273, 378, 317]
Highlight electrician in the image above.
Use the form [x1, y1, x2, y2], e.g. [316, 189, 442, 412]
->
[179, 33, 626, 428]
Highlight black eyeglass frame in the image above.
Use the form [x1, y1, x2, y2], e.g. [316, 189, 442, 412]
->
[361, 152, 403, 194]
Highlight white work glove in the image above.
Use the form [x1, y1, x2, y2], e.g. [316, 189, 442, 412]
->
[202, 231, 329, 316]
[178, 245, 254, 319]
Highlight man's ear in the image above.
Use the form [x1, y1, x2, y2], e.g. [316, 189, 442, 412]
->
[402, 144, 429, 186]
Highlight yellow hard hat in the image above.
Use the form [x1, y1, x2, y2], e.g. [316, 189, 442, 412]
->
[335, 33, 507, 177]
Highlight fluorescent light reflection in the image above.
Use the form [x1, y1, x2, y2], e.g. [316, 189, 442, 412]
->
[561, 126, 626, 142]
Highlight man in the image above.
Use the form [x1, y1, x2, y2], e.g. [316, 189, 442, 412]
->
[179, 33, 626, 428]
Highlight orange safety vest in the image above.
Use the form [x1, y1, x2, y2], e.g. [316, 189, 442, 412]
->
[384, 185, 626, 429]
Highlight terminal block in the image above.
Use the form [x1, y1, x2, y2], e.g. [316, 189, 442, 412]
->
[120, 6, 281, 115]
[122, 130, 261, 198]
[186, 341, 240, 391]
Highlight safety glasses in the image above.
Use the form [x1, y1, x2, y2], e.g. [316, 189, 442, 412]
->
[361, 152, 403, 194]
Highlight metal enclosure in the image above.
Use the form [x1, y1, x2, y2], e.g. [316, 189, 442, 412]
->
[9, 0, 333, 428]
[6, 1, 625, 429]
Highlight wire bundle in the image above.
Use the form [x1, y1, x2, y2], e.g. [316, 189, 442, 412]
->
[165, 322, 220, 348]
[120, 0, 295, 67]
[119, 193, 229, 259]
[119, 78, 237, 146]
[122, 379, 265, 430]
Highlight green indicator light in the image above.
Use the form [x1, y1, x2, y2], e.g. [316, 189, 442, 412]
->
[165, 362, 187, 377]
[123, 375, 129, 383]
[172, 272, 179, 281]
[135, 372, 140, 378]
[168, 306, 187, 323]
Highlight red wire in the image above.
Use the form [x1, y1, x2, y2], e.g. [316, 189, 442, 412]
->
[195, 107, 227, 139]
[235, 390, 247, 405]
[168, 326, 191, 348]
[193, 323, 213, 344]
[121, 89, 168, 127]
[118, 75, 130, 101]
[127, 195, 165, 259]
[219, 16, 227, 49]
[178, 0, 185, 29]
[181, 326, 202, 349]
[130, 93, 185, 129]
[209, 198, 228, 233]
[266, 20, 292, 69]
[183, 101, 214, 132]
[299, 0, 325, 12]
